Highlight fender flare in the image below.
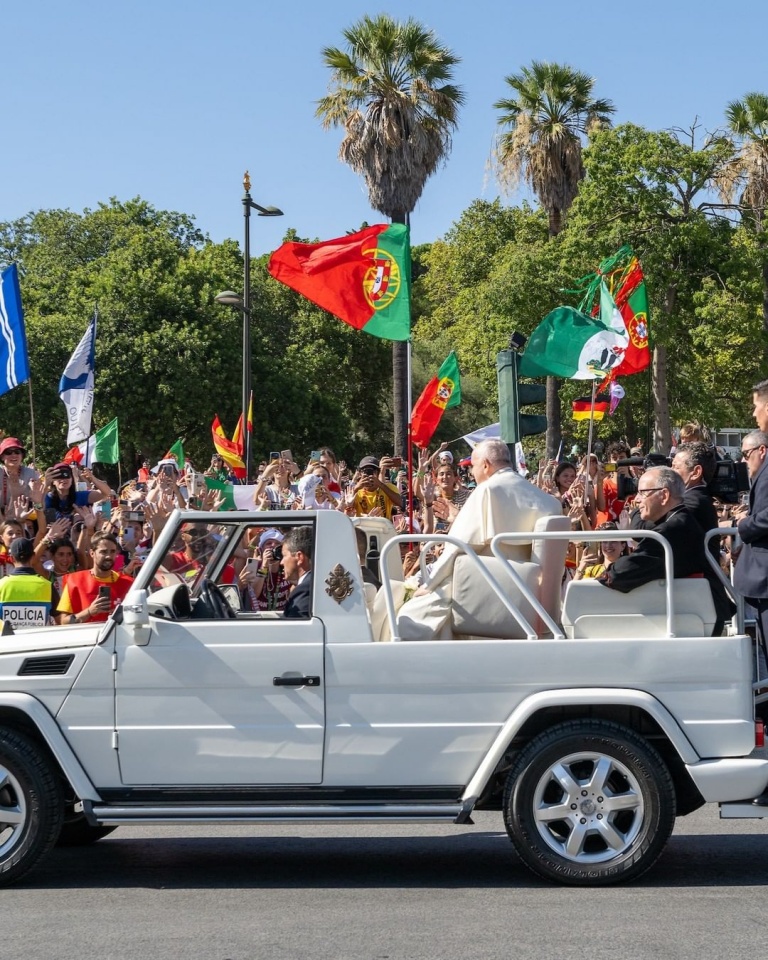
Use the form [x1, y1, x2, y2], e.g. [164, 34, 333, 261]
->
[460, 687, 698, 812]
[0, 692, 101, 801]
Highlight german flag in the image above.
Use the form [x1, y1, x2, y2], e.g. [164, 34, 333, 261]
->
[572, 395, 610, 421]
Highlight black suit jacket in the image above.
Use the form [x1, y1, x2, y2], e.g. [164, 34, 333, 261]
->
[603, 504, 712, 592]
[733, 456, 768, 600]
[684, 485, 736, 622]
[283, 572, 312, 620]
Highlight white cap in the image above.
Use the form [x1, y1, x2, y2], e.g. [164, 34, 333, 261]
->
[259, 528, 285, 550]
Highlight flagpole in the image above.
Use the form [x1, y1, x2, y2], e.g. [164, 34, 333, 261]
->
[586, 379, 597, 466]
[27, 378, 37, 469]
[406, 338, 415, 536]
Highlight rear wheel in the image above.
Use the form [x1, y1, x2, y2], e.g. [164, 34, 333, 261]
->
[0, 730, 63, 885]
[504, 720, 675, 885]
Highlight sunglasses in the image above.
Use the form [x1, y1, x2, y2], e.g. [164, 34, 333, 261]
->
[3, 449, 23, 456]
[360, 467, 378, 476]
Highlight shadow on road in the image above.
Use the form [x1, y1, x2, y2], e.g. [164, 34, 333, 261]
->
[17, 828, 768, 891]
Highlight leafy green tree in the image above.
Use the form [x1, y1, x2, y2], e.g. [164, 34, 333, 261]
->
[494, 60, 615, 457]
[316, 13, 464, 456]
[566, 123, 742, 449]
[718, 92, 768, 353]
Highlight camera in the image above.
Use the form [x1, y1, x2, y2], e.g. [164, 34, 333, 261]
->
[615, 454, 670, 500]
[271, 544, 283, 562]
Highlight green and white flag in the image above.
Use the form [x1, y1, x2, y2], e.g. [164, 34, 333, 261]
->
[519, 304, 628, 380]
[204, 477, 256, 510]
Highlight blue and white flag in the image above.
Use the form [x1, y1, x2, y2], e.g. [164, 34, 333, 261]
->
[59, 312, 96, 444]
[0, 264, 30, 397]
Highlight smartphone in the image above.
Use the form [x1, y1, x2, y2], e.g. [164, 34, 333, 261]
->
[281, 449, 293, 463]
[76, 481, 88, 492]
[101, 501, 112, 519]
[391, 457, 402, 468]
[270, 450, 280, 462]
[161, 464, 175, 476]
[98, 585, 111, 602]
[604, 463, 617, 473]
[310, 450, 321, 462]
[44, 508, 58, 524]
[127, 511, 145, 523]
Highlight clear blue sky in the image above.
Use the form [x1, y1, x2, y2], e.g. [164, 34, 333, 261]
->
[3, 0, 766, 258]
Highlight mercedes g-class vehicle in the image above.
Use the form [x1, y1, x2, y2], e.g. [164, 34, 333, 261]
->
[0, 509, 765, 886]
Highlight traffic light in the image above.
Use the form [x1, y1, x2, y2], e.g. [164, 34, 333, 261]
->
[497, 348, 547, 445]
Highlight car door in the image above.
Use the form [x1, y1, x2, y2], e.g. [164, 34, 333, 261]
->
[113, 614, 325, 785]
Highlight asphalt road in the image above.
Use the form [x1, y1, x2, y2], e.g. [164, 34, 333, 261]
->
[4, 808, 768, 960]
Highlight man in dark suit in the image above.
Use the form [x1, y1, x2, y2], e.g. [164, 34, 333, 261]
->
[600, 466, 715, 595]
[732, 429, 768, 613]
[282, 526, 313, 620]
[672, 441, 736, 632]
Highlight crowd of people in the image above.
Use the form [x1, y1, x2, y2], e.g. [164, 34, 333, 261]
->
[0, 388, 766, 655]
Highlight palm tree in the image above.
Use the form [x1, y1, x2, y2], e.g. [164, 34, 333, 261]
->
[317, 14, 464, 456]
[494, 61, 615, 458]
[719, 92, 768, 343]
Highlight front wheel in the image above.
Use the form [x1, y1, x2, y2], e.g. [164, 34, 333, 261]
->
[504, 720, 675, 886]
[0, 730, 63, 885]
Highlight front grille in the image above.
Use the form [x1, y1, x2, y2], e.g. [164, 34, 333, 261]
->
[18, 654, 75, 676]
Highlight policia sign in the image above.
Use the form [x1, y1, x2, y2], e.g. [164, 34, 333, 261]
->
[0, 574, 53, 629]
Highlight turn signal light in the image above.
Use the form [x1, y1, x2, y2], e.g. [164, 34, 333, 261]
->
[756, 720, 765, 749]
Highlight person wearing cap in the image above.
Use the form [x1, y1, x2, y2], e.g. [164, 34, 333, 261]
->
[57, 532, 134, 625]
[241, 529, 291, 612]
[0, 437, 40, 513]
[0, 538, 55, 629]
[43, 461, 111, 520]
[350, 456, 400, 520]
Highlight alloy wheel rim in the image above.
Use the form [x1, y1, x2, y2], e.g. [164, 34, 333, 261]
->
[531, 750, 645, 863]
[0, 763, 28, 858]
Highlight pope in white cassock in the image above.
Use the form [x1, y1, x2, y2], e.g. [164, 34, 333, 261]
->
[386, 439, 561, 641]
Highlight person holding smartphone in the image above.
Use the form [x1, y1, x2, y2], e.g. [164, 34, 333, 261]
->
[56, 532, 134, 625]
[44, 462, 111, 521]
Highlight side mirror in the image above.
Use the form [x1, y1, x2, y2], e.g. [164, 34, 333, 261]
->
[219, 584, 242, 614]
[122, 589, 151, 646]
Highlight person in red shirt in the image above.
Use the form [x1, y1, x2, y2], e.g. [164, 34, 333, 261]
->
[57, 532, 134, 624]
[165, 523, 235, 585]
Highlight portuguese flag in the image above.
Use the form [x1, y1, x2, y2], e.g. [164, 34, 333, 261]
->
[519, 306, 628, 381]
[411, 352, 461, 448]
[576, 246, 651, 378]
[268, 224, 410, 341]
[572, 395, 610, 421]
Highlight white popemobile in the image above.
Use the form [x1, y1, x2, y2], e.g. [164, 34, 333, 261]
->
[0, 508, 765, 886]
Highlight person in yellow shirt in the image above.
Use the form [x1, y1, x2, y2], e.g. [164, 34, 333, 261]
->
[351, 456, 401, 520]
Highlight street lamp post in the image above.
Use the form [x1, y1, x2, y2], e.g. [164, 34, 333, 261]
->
[215, 171, 282, 481]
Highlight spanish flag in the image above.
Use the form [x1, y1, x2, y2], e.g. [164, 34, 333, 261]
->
[572, 395, 610, 421]
[212, 415, 246, 475]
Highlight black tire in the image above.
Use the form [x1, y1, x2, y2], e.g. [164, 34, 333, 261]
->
[504, 719, 675, 886]
[57, 816, 117, 847]
[0, 729, 63, 886]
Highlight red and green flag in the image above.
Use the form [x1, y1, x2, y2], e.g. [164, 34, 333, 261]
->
[267, 224, 411, 341]
[164, 438, 184, 468]
[410, 351, 461, 448]
[576, 246, 651, 378]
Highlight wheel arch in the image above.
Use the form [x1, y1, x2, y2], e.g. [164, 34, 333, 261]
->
[462, 689, 704, 817]
[0, 695, 100, 802]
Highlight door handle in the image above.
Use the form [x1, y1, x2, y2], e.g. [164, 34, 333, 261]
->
[273, 675, 321, 687]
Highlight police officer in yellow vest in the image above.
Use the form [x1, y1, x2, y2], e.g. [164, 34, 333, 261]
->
[0, 538, 54, 629]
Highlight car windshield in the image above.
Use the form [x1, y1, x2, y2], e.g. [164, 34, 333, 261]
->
[150, 520, 239, 594]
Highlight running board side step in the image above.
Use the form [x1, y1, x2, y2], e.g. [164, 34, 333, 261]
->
[89, 803, 465, 825]
[719, 802, 768, 818]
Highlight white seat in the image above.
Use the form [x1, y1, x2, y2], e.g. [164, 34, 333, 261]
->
[561, 578, 717, 639]
[451, 514, 571, 639]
